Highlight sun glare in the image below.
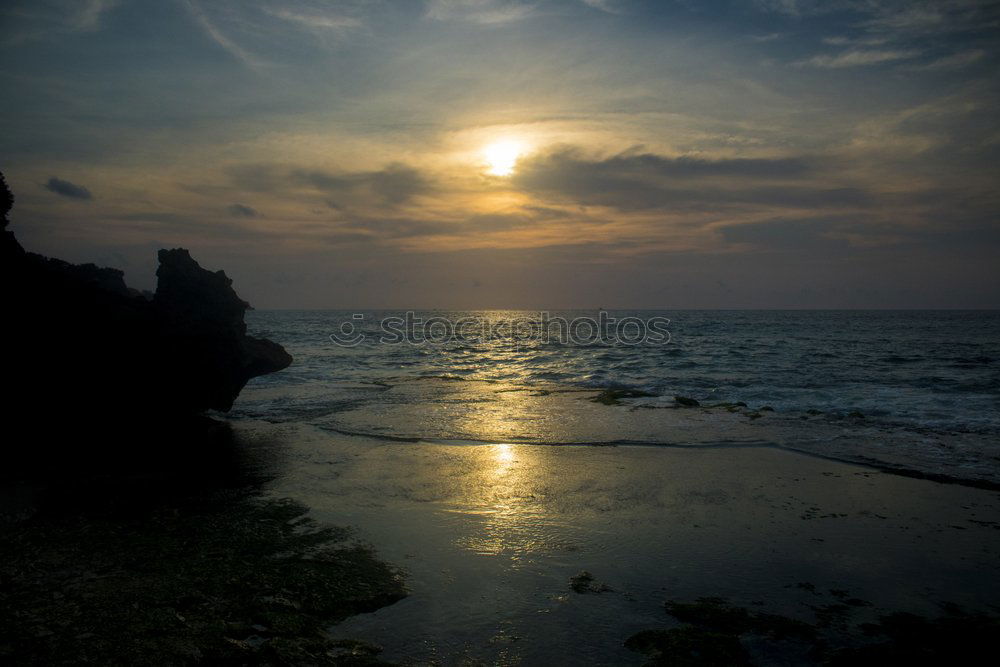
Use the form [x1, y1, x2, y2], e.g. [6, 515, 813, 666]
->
[483, 140, 522, 176]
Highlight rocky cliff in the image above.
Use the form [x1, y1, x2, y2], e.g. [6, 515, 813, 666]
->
[0, 171, 291, 457]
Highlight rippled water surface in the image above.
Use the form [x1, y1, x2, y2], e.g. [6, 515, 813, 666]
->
[246, 310, 1000, 430]
[240, 310, 1000, 480]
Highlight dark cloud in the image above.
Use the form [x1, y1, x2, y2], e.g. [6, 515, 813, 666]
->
[720, 186, 873, 208]
[292, 169, 353, 192]
[368, 164, 431, 204]
[226, 164, 284, 193]
[521, 148, 810, 181]
[228, 162, 432, 207]
[718, 217, 852, 250]
[293, 163, 432, 204]
[512, 148, 867, 211]
[716, 212, 1000, 255]
[44, 177, 92, 200]
[227, 203, 259, 217]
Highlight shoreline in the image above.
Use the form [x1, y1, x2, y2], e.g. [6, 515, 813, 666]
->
[4, 417, 999, 664]
[248, 419, 1000, 664]
[233, 376, 1000, 490]
[316, 425, 1000, 493]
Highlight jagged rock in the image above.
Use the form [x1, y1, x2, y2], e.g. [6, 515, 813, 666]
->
[0, 171, 290, 464]
[674, 395, 700, 407]
[590, 388, 657, 405]
[150, 247, 292, 412]
[570, 571, 612, 594]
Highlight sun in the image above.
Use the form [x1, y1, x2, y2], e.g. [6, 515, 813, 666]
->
[482, 140, 523, 176]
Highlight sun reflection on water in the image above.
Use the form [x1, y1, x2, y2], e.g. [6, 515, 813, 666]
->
[449, 438, 566, 561]
[494, 443, 515, 467]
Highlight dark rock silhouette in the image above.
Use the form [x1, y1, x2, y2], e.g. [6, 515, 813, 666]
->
[0, 170, 290, 467]
[152, 247, 292, 412]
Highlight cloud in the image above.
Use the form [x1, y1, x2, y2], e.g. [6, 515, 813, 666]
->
[580, 0, 619, 13]
[523, 148, 811, 179]
[755, 0, 1000, 44]
[183, 0, 262, 69]
[265, 8, 362, 31]
[919, 49, 987, 70]
[337, 212, 537, 243]
[425, 0, 533, 24]
[752, 0, 821, 17]
[821, 35, 888, 47]
[227, 162, 433, 207]
[225, 164, 284, 193]
[44, 177, 92, 200]
[108, 211, 295, 245]
[340, 217, 453, 239]
[718, 217, 850, 250]
[291, 169, 353, 192]
[367, 164, 432, 204]
[227, 203, 259, 217]
[716, 209, 1000, 255]
[861, 4, 946, 33]
[303, 163, 431, 205]
[0, 0, 119, 44]
[864, 1, 999, 37]
[73, 0, 119, 31]
[510, 148, 872, 212]
[802, 49, 920, 68]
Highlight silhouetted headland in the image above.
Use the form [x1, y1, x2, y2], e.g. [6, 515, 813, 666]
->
[1, 172, 406, 665]
[0, 171, 290, 475]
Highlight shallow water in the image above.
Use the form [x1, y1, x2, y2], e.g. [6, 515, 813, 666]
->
[243, 421, 1000, 665]
[243, 310, 1000, 482]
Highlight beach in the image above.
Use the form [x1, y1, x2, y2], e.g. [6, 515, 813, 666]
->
[4, 381, 999, 664]
[235, 388, 1000, 664]
[4, 309, 999, 664]
[228, 309, 1000, 662]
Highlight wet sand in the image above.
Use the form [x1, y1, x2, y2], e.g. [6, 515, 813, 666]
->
[241, 419, 1000, 664]
[5, 395, 998, 664]
[239, 378, 1000, 488]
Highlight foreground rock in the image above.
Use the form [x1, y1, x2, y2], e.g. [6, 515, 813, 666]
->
[152, 247, 292, 412]
[0, 494, 404, 665]
[0, 171, 290, 466]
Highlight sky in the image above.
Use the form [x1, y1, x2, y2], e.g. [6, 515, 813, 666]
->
[1, 0, 998, 308]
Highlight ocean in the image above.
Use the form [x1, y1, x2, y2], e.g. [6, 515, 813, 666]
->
[238, 309, 1000, 484]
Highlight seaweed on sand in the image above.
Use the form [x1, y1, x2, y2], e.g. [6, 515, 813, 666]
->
[0, 495, 405, 665]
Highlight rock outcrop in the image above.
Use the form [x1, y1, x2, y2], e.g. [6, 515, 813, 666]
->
[150, 247, 292, 412]
[0, 171, 291, 457]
